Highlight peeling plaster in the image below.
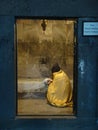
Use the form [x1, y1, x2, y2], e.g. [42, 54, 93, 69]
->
[78, 60, 85, 75]
[96, 119, 98, 124]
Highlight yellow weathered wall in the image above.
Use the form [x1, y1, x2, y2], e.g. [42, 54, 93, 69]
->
[17, 20, 74, 79]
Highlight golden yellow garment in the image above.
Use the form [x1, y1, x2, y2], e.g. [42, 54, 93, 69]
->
[47, 70, 73, 107]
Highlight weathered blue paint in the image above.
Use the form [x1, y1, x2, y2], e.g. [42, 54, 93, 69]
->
[77, 18, 98, 118]
[0, 1, 98, 130]
[0, 0, 98, 17]
[0, 16, 16, 120]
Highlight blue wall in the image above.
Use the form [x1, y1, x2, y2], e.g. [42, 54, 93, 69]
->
[0, 0, 98, 16]
[0, 1, 98, 130]
[0, 16, 15, 120]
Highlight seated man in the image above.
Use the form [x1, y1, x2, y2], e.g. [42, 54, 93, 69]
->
[46, 63, 73, 107]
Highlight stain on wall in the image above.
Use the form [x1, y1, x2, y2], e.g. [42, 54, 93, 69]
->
[16, 19, 74, 79]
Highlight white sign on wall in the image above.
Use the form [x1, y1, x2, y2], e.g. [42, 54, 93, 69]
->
[83, 22, 98, 36]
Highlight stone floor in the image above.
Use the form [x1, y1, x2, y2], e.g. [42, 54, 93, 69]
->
[17, 78, 73, 117]
[17, 98, 73, 116]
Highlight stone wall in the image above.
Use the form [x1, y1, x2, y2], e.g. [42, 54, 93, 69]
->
[17, 20, 74, 79]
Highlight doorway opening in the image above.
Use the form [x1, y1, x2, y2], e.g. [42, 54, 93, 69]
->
[16, 18, 77, 117]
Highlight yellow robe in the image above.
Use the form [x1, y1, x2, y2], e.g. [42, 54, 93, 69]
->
[47, 70, 73, 107]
